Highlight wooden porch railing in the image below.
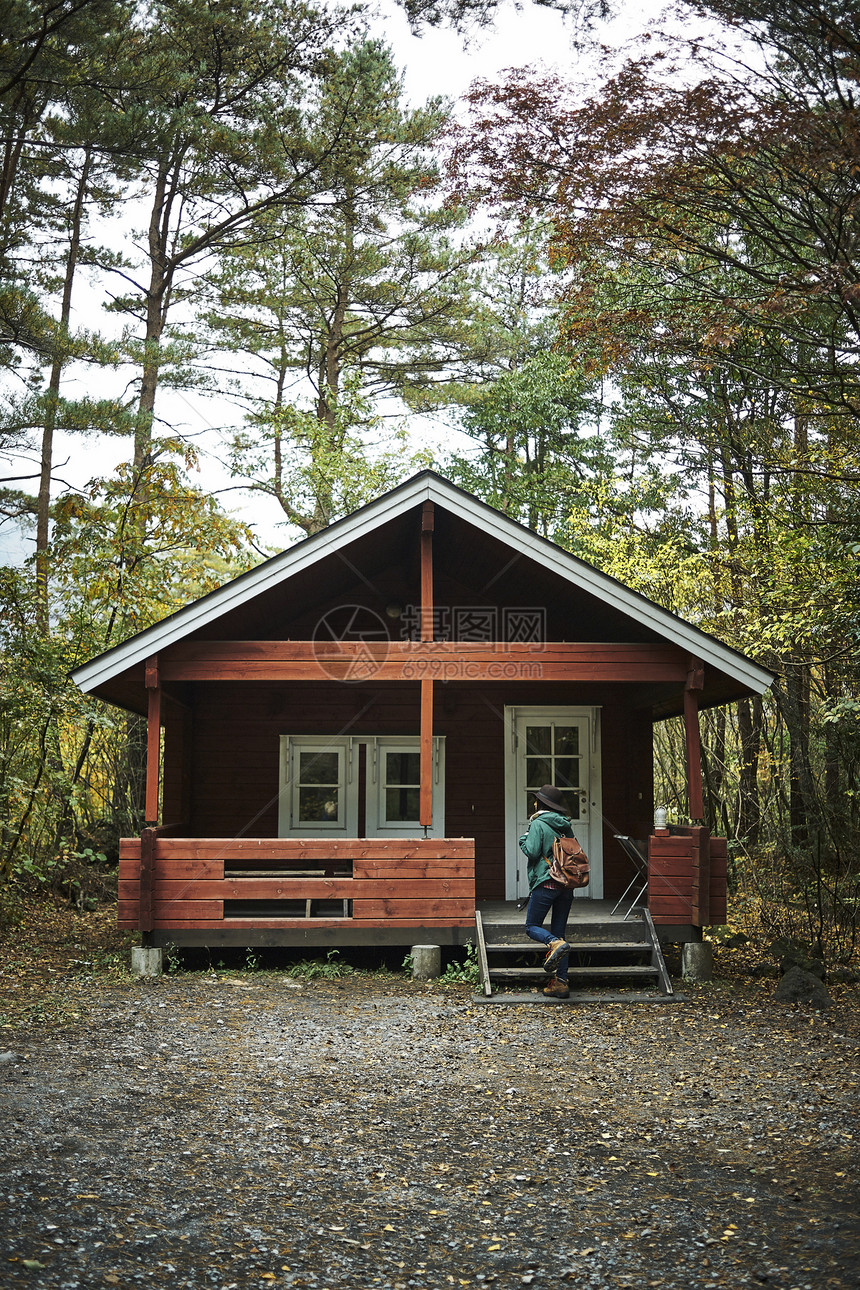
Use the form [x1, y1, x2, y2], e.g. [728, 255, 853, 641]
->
[118, 836, 476, 932]
[647, 826, 728, 928]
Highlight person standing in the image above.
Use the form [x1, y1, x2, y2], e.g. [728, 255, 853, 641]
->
[519, 784, 575, 999]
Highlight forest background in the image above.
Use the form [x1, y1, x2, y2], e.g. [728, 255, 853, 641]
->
[1, 0, 858, 962]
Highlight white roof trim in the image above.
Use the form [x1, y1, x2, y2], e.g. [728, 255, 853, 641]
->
[72, 472, 773, 696]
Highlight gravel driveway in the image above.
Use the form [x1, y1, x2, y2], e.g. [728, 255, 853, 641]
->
[2, 971, 859, 1290]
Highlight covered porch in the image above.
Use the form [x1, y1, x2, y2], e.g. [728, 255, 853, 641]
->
[117, 823, 724, 948]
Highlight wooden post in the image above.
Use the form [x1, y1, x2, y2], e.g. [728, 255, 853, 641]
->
[690, 824, 711, 928]
[420, 501, 434, 640]
[685, 657, 705, 823]
[420, 677, 434, 828]
[420, 502, 434, 828]
[145, 655, 162, 826]
[139, 826, 155, 934]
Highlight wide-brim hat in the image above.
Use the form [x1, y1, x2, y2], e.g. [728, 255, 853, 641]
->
[533, 784, 573, 816]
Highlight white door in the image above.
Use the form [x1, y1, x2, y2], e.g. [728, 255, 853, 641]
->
[504, 707, 603, 901]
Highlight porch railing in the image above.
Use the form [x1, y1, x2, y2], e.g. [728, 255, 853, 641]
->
[118, 834, 476, 932]
[647, 825, 727, 927]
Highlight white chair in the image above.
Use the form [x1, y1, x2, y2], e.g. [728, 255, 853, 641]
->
[611, 835, 649, 919]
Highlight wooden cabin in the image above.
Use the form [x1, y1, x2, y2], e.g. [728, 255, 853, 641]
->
[71, 471, 772, 950]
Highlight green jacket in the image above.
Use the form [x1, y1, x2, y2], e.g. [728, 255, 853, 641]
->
[519, 810, 574, 891]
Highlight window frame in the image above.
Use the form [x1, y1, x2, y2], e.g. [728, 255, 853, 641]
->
[278, 736, 357, 836]
[366, 736, 446, 838]
[278, 735, 445, 838]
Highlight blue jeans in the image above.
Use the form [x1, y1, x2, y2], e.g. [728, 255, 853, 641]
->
[525, 883, 573, 981]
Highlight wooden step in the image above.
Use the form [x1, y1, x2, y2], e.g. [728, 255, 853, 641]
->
[485, 940, 648, 955]
[488, 964, 660, 980]
[480, 927, 648, 946]
[473, 908, 674, 1001]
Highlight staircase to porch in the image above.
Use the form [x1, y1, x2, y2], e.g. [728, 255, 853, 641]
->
[474, 901, 675, 1001]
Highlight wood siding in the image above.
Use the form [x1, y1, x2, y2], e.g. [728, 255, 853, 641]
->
[648, 828, 728, 926]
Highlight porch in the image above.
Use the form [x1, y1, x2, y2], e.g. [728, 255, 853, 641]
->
[118, 825, 726, 948]
[119, 832, 477, 948]
[480, 820, 727, 940]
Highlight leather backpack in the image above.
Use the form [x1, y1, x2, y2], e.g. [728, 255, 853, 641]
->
[548, 834, 590, 889]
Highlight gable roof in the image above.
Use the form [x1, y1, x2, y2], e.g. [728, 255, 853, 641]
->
[71, 470, 773, 701]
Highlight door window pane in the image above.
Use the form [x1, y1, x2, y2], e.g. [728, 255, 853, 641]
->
[554, 726, 580, 756]
[521, 721, 586, 823]
[561, 790, 581, 820]
[525, 757, 553, 788]
[525, 725, 551, 755]
[555, 757, 580, 790]
[524, 790, 581, 822]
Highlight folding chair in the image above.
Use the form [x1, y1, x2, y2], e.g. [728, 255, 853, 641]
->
[611, 835, 649, 919]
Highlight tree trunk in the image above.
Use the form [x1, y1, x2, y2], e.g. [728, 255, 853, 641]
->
[702, 705, 727, 834]
[134, 160, 176, 469]
[736, 696, 763, 845]
[779, 669, 814, 847]
[0, 83, 43, 222]
[111, 714, 147, 836]
[36, 149, 93, 633]
[822, 661, 842, 846]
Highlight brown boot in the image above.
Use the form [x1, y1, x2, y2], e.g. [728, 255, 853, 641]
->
[543, 938, 570, 975]
[543, 977, 570, 999]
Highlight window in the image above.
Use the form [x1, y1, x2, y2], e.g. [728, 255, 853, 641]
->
[295, 746, 344, 827]
[523, 722, 583, 820]
[279, 738, 357, 836]
[368, 738, 445, 835]
[383, 748, 421, 823]
[279, 736, 444, 838]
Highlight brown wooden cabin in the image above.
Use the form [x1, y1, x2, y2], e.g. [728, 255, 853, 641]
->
[71, 471, 772, 950]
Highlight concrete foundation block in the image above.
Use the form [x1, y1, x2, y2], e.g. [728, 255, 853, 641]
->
[411, 944, 441, 981]
[682, 941, 714, 981]
[131, 946, 163, 977]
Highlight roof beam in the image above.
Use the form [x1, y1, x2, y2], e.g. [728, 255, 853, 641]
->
[157, 640, 690, 683]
